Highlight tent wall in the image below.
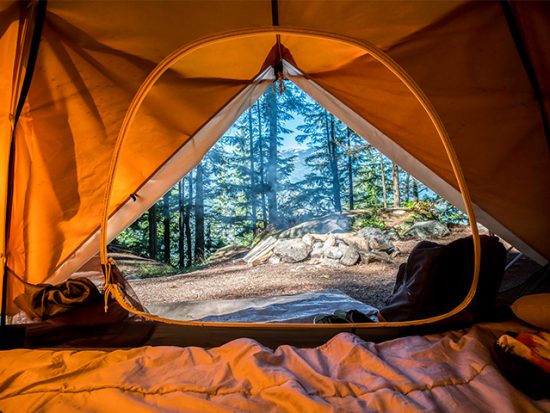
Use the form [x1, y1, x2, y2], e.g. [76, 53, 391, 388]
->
[1, 0, 549, 314]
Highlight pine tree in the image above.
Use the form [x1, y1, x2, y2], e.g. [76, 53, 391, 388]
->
[346, 127, 354, 210]
[256, 99, 268, 228]
[185, 172, 193, 267]
[162, 191, 171, 263]
[392, 162, 401, 207]
[178, 179, 185, 268]
[326, 112, 342, 213]
[148, 204, 158, 259]
[194, 163, 205, 262]
[295, 102, 345, 214]
[265, 87, 280, 227]
[248, 108, 258, 235]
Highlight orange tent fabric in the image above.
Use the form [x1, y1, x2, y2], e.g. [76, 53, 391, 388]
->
[1, 0, 549, 314]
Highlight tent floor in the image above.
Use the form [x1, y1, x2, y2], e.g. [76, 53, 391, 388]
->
[10, 312, 513, 350]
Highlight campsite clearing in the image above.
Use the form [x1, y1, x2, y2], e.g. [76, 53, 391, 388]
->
[129, 226, 536, 310]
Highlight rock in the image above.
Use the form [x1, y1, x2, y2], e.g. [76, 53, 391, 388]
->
[273, 239, 311, 263]
[302, 234, 316, 247]
[278, 214, 353, 238]
[340, 244, 360, 266]
[403, 220, 450, 239]
[384, 228, 400, 241]
[310, 241, 324, 258]
[323, 234, 337, 249]
[268, 255, 281, 265]
[359, 250, 393, 264]
[356, 227, 395, 253]
[330, 234, 371, 254]
[389, 208, 408, 216]
[324, 246, 343, 260]
[320, 257, 341, 266]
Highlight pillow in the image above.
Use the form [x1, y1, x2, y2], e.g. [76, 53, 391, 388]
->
[511, 294, 550, 329]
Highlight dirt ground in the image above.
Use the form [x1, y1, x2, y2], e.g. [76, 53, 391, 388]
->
[129, 226, 536, 310]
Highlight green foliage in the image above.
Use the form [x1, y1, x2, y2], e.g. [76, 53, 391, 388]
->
[355, 216, 386, 230]
[402, 201, 438, 222]
[350, 208, 386, 231]
[114, 81, 467, 270]
[126, 263, 180, 280]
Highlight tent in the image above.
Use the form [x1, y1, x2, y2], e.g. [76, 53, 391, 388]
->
[1, 0, 549, 343]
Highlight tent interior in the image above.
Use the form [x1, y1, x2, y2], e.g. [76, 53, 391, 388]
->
[1, 1, 549, 410]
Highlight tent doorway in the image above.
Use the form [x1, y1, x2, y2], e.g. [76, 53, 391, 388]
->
[107, 80, 475, 325]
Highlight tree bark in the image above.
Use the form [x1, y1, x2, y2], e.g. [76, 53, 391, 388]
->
[162, 191, 171, 264]
[379, 156, 387, 208]
[404, 172, 410, 203]
[256, 100, 268, 228]
[148, 204, 157, 259]
[265, 88, 279, 227]
[184, 173, 193, 267]
[178, 180, 185, 269]
[346, 127, 354, 210]
[325, 112, 342, 213]
[392, 162, 401, 207]
[248, 108, 257, 235]
[194, 163, 205, 262]
[412, 177, 419, 202]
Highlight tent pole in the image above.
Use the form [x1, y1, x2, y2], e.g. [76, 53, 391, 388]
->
[1, 0, 47, 326]
[98, 28, 480, 330]
[270, 0, 279, 26]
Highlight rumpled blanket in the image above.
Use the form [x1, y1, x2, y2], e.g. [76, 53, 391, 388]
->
[0, 325, 548, 412]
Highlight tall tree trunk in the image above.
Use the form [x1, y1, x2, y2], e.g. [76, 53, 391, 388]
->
[256, 100, 268, 228]
[392, 162, 401, 207]
[206, 221, 212, 252]
[178, 179, 185, 269]
[194, 163, 205, 262]
[325, 112, 342, 213]
[412, 177, 419, 202]
[248, 108, 257, 235]
[162, 191, 171, 264]
[265, 88, 279, 227]
[346, 127, 354, 211]
[148, 204, 157, 259]
[184, 173, 193, 267]
[379, 156, 387, 208]
[404, 172, 410, 203]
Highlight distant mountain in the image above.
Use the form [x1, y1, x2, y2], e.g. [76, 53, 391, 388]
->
[281, 147, 316, 183]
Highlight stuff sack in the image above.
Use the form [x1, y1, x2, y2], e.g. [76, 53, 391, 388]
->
[379, 235, 506, 323]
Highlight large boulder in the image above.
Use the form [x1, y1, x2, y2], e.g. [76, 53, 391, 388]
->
[279, 214, 353, 238]
[273, 239, 311, 263]
[356, 227, 395, 253]
[403, 220, 450, 239]
[339, 243, 360, 266]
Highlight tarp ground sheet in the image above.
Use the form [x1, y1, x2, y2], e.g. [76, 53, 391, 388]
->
[0, 323, 548, 412]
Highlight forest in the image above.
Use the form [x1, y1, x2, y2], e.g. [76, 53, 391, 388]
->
[114, 82, 465, 269]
